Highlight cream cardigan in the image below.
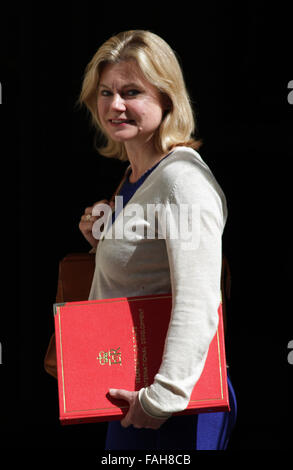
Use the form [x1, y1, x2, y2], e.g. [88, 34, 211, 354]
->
[89, 147, 227, 418]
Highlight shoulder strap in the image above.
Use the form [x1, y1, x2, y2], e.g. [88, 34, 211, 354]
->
[109, 165, 131, 204]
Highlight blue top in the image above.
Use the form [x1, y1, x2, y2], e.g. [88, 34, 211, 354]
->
[112, 152, 172, 224]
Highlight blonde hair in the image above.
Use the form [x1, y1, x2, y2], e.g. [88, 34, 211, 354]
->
[79, 30, 202, 161]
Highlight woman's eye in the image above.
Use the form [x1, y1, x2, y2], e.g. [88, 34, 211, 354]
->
[126, 89, 140, 97]
[99, 89, 140, 98]
[100, 90, 112, 97]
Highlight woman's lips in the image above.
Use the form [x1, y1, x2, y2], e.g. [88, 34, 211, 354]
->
[109, 119, 135, 125]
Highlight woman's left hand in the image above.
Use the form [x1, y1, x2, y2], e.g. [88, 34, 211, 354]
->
[108, 389, 167, 430]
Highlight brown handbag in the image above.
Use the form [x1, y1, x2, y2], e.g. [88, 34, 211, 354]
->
[44, 252, 96, 378]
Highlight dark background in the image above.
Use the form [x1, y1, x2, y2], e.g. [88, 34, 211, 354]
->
[0, 0, 292, 458]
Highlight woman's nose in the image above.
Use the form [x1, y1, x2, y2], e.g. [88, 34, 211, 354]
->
[111, 93, 126, 112]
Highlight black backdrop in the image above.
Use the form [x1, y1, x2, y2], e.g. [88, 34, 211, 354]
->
[0, 1, 292, 458]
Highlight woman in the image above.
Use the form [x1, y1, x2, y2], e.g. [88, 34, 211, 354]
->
[78, 30, 237, 450]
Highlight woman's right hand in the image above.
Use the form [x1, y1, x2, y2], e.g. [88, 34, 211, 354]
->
[79, 199, 114, 249]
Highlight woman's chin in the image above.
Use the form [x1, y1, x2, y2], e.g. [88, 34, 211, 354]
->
[108, 131, 139, 143]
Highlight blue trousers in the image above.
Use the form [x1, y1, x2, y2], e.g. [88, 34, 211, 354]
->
[105, 373, 237, 450]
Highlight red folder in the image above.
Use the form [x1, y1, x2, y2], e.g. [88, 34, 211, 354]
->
[54, 293, 229, 425]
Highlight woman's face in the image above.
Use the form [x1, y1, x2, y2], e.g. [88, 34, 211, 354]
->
[97, 60, 165, 146]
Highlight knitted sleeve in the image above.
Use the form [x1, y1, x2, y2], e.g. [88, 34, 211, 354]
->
[138, 168, 226, 417]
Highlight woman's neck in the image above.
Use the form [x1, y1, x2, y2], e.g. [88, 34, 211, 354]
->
[125, 141, 166, 183]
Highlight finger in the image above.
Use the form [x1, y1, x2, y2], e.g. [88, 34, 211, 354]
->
[120, 413, 133, 428]
[84, 206, 94, 215]
[121, 418, 143, 429]
[109, 390, 132, 428]
[84, 200, 109, 215]
[91, 200, 110, 213]
[108, 388, 133, 403]
[80, 214, 98, 223]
